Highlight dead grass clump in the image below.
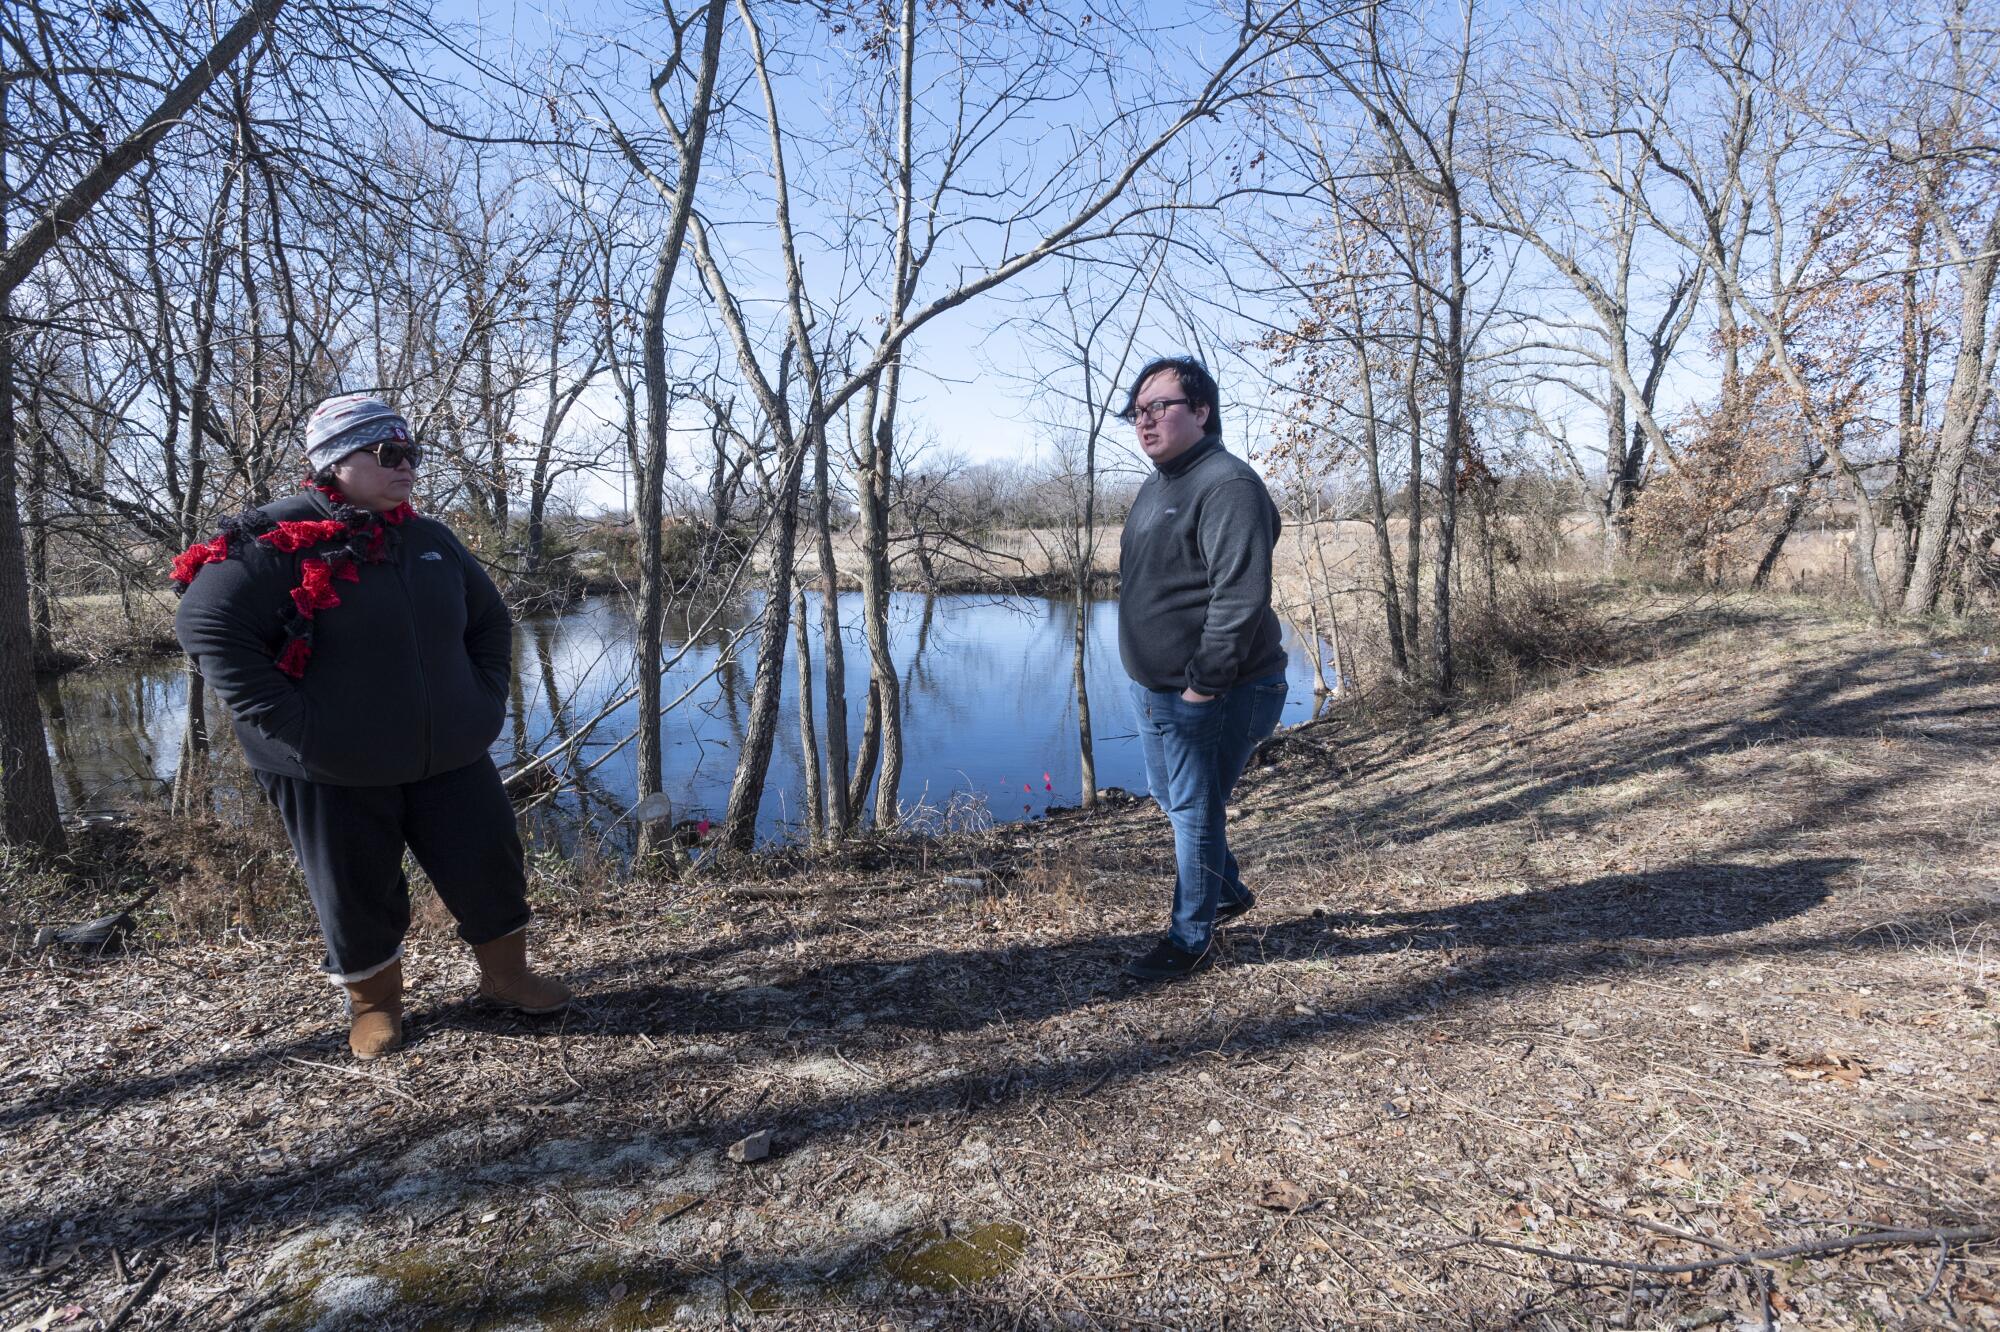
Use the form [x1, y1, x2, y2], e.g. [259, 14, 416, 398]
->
[44, 589, 180, 672]
[1, 817, 225, 960]
[425, 836, 651, 932]
[0, 846, 82, 959]
[124, 797, 312, 946]
[1453, 579, 1622, 693]
[962, 840, 1091, 932]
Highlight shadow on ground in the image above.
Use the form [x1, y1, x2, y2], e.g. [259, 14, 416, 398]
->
[6, 852, 1938, 1257]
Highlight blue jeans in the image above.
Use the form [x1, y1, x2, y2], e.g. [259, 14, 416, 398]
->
[1130, 672, 1288, 951]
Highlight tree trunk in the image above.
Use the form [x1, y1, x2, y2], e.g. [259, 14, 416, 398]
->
[0, 309, 64, 852]
[1402, 300, 1424, 671]
[859, 0, 917, 830]
[723, 436, 809, 850]
[526, 334, 558, 577]
[170, 661, 210, 818]
[1602, 383, 1629, 571]
[1073, 419, 1097, 811]
[630, 0, 727, 856]
[483, 341, 509, 534]
[1306, 485, 1349, 691]
[1839, 459, 1889, 620]
[634, 244, 674, 857]
[26, 411, 49, 664]
[858, 368, 905, 829]
[1902, 210, 2000, 615]
[526, 473, 549, 576]
[1891, 212, 1925, 600]
[1749, 451, 1828, 589]
[811, 420, 851, 836]
[847, 677, 880, 817]
[1431, 209, 1466, 699]
[1946, 520, 1973, 615]
[1360, 349, 1406, 678]
[792, 581, 823, 843]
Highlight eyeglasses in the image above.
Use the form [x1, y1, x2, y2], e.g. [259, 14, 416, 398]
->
[1121, 397, 1191, 425]
[369, 441, 423, 469]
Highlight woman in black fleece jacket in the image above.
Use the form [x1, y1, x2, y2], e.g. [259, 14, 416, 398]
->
[173, 394, 573, 1059]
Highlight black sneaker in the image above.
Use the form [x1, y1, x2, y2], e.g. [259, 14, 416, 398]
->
[1122, 937, 1214, 980]
[1214, 893, 1257, 927]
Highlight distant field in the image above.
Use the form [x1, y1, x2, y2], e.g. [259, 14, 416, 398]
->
[805, 512, 1888, 591]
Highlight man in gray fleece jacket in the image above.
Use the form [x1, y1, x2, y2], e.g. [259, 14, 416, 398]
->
[1117, 357, 1289, 980]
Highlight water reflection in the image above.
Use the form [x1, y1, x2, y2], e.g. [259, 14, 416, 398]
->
[44, 593, 1331, 846]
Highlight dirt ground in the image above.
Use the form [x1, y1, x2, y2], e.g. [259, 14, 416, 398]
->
[3, 590, 1997, 1330]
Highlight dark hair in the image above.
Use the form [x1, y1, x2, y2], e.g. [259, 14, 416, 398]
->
[1119, 356, 1221, 440]
[306, 463, 340, 489]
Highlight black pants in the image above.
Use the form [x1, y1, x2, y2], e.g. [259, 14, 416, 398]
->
[254, 757, 531, 981]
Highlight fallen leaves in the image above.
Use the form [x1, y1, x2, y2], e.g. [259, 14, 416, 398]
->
[1782, 1050, 1870, 1086]
[5, 1305, 87, 1332]
[1251, 1178, 1311, 1212]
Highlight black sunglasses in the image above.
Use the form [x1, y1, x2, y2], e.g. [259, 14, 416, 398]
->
[369, 440, 423, 469]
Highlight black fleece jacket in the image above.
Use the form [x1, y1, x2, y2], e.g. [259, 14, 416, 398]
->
[173, 490, 512, 787]
[1118, 434, 1288, 695]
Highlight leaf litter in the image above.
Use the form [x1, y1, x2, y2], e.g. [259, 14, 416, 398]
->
[1, 593, 1996, 1329]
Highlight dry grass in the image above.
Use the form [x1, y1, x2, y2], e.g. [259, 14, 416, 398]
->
[41, 589, 181, 672]
[2, 588, 1996, 1330]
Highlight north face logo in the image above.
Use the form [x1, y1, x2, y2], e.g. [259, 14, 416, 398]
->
[420, 551, 444, 561]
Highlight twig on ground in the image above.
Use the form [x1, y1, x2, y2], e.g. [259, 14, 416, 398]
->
[1439, 1224, 1999, 1276]
[1572, 1193, 1747, 1256]
[281, 1056, 421, 1105]
[1926, 1236, 1950, 1299]
[102, 1259, 168, 1331]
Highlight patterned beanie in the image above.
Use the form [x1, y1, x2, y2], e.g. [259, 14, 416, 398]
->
[304, 394, 412, 470]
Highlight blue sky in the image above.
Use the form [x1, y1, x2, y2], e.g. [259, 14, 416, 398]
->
[410, 0, 1734, 513]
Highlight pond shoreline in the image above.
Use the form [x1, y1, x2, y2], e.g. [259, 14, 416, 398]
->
[42, 586, 1306, 852]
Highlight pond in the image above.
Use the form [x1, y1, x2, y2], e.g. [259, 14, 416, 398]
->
[41, 592, 1333, 847]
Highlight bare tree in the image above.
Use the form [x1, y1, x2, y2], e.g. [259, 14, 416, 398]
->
[0, 0, 297, 851]
[1016, 244, 1168, 809]
[1619, 0, 1898, 611]
[1289, 0, 1486, 694]
[1886, 6, 2000, 613]
[588, 0, 728, 857]
[648, 0, 1303, 845]
[1477, 0, 1702, 563]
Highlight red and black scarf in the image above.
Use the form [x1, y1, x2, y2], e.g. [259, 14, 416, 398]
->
[170, 482, 417, 679]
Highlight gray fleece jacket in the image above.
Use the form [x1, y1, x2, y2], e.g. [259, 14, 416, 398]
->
[1117, 434, 1288, 695]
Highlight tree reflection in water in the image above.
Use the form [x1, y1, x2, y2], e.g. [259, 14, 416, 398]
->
[45, 592, 1319, 849]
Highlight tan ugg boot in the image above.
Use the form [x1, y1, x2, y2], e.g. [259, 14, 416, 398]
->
[472, 930, 574, 1014]
[343, 960, 404, 1060]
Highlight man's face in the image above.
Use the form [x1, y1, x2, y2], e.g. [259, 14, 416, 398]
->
[329, 443, 417, 513]
[1131, 370, 1210, 466]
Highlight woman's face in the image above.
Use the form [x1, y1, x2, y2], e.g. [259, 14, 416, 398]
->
[329, 445, 417, 513]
